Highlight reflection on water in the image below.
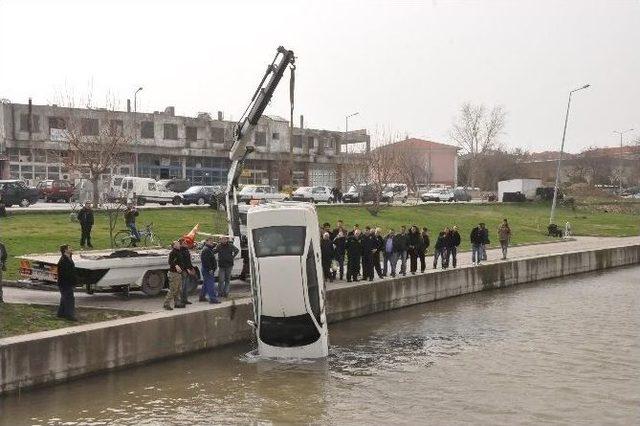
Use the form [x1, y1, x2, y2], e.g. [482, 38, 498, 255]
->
[2, 266, 639, 425]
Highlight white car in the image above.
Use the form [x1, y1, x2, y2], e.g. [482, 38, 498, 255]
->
[421, 188, 454, 202]
[291, 186, 334, 203]
[238, 185, 288, 203]
[120, 177, 181, 206]
[381, 183, 408, 203]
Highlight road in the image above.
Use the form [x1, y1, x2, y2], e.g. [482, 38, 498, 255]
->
[4, 236, 638, 313]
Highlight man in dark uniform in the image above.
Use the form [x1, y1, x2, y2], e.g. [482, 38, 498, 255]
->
[57, 244, 77, 321]
[372, 228, 385, 279]
[77, 201, 94, 248]
[361, 227, 375, 281]
[345, 229, 363, 282]
[179, 238, 196, 305]
[393, 226, 409, 276]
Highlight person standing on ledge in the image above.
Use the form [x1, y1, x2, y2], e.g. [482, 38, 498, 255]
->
[57, 244, 77, 321]
[470, 223, 484, 266]
[179, 238, 196, 305]
[213, 235, 240, 298]
[0, 241, 7, 303]
[77, 201, 95, 249]
[200, 237, 220, 304]
[498, 219, 512, 260]
[164, 241, 185, 310]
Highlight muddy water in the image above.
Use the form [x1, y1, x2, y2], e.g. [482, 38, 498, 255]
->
[1, 266, 639, 425]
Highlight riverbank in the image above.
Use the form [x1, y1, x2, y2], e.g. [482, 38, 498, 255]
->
[1, 236, 638, 395]
[1, 202, 638, 280]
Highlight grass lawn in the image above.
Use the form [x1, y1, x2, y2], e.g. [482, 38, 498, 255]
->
[0, 202, 638, 280]
[0, 303, 142, 338]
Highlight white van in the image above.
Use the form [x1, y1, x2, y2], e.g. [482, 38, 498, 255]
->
[246, 202, 329, 358]
[120, 177, 181, 206]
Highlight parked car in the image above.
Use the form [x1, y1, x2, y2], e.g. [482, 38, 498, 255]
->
[381, 183, 408, 203]
[0, 180, 40, 207]
[238, 185, 288, 203]
[120, 177, 181, 206]
[452, 188, 472, 202]
[157, 178, 191, 193]
[421, 188, 452, 202]
[36, 179, 74, 202]
[291, 186, 334, 203]
[342, 184, 379, 203]
[180, 185, 224, 205]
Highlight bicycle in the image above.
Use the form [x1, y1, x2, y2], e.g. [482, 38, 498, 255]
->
[113, 223, 163, 248]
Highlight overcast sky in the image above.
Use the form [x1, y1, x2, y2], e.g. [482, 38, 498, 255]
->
[1, 0, 638, 153]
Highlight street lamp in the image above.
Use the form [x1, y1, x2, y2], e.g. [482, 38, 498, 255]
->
[549, 84, 590, 225]
[613, 128, 634, 193]
[345, 112, 359, 133]
[133, 87, 143, 177]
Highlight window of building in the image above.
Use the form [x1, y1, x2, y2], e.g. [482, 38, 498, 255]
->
[186, 126, 198, 141]
[308, 136, 315, 148]
[141, 121, 155, 139]
[81, 118, 99, 136]
[254, 131, 267, 146]
[292, 135, 303, 149]
[324, 138, 334, 149]
[33, 150, 46, 163]
[163, 123, 178, 140]
[272, 132, 280, 140]
[109, 120, 124, 136]
[210, 126, 225, 143]
[20, 114, 40, 132]
[48, 117, 66, 130]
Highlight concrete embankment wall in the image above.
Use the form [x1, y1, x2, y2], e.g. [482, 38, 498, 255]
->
[2, 244, 639, 394]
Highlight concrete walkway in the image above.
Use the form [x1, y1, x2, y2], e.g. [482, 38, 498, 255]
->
[4, 236, 639, 313]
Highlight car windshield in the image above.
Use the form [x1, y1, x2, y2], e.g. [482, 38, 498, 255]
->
[253, 226, 306, 257]
[184, 186, 203, 194]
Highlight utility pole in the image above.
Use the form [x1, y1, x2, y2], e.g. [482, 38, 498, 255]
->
[613, 128, 634, 193]
[133, 87, 143, 177]
[549, 84, 590, 225]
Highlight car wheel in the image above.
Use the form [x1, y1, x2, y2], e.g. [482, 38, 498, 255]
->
[172, 196, 181, 205]
[159, 202, 167, 206]
[142, 270, 166, 296]
[19, 198, 30, 207]
[197, 197, 205, 205]
[137, 197, 146, 206]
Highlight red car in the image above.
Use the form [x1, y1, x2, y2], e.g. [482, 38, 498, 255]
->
[36, 179, 75, 203]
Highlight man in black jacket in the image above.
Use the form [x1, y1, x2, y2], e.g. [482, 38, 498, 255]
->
[332, 228, 346, 280]
[470, 223, 484, 265]
[448, 226, 461, 268]
[361, 227, 376, 281]
[77, 201, 95, 248]
[213, 236, 240, 297]
[164, 240, 185, 310]
[407, 225, 421, 274]
[57, 244, 77, 321]
[320, 232, 335, 282]
[179, 239, 196, 305]
[372, 228, 385, 279]
[433, 229, 447, 269]
[0, 241, 7, 303]
[124, 202, 140, 246]
[418, 227, 430, 273]
[200, 237, 220, 303]
[393, 226, 409, 276]
[345, 229, 363, 282]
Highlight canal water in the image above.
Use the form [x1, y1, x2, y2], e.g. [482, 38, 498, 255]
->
[1, 266, 639, 425]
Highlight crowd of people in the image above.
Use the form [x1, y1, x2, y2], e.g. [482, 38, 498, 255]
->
[319, 219, 512, 282]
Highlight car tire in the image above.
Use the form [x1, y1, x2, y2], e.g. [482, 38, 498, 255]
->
[159, 202, 167, 206]
[142, 270, 166, 296]
[137, 197, 146, 206]
[19, 198, 30, 207]
[197, 197, 205, 205]
[172, 196, 181, 206]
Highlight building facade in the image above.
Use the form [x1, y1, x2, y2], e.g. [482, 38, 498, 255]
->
[0, 100, 370, 189]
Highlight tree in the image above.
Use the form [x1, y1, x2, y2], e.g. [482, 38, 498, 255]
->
[450, 103, 506, 188]
[62, 105, 132, 206]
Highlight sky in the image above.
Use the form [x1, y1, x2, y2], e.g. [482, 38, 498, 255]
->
[0, 0, 638, 153]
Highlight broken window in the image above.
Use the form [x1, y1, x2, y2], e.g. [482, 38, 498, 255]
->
[186, 126, 198, 141]
[163, 123, 178, 140]
[109, 120, 124, 136]
[48, 116, 66, 130]
[81, 118, 99, 136]
[308, 136, 315, 148]
[272, 132, 280, 140]
[141, 121, 155, 139]
[292, 134, 303, 148]
[20, 114, 40, 132]
[210, 126, 225, 143]
[254, 131, 267, 146]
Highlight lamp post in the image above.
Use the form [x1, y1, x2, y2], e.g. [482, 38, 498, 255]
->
[613, 128, 634, 193]
[133, 87, 143, 177]
[344, 112, 359, 154]
[549, 84, 590, 225]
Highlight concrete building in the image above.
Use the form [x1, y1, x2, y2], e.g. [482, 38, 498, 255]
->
[372, 138, 459, 187]
[0, 100, 370, 188]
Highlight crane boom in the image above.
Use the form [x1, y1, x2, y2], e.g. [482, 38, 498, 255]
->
[225, 46, 295, 240]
